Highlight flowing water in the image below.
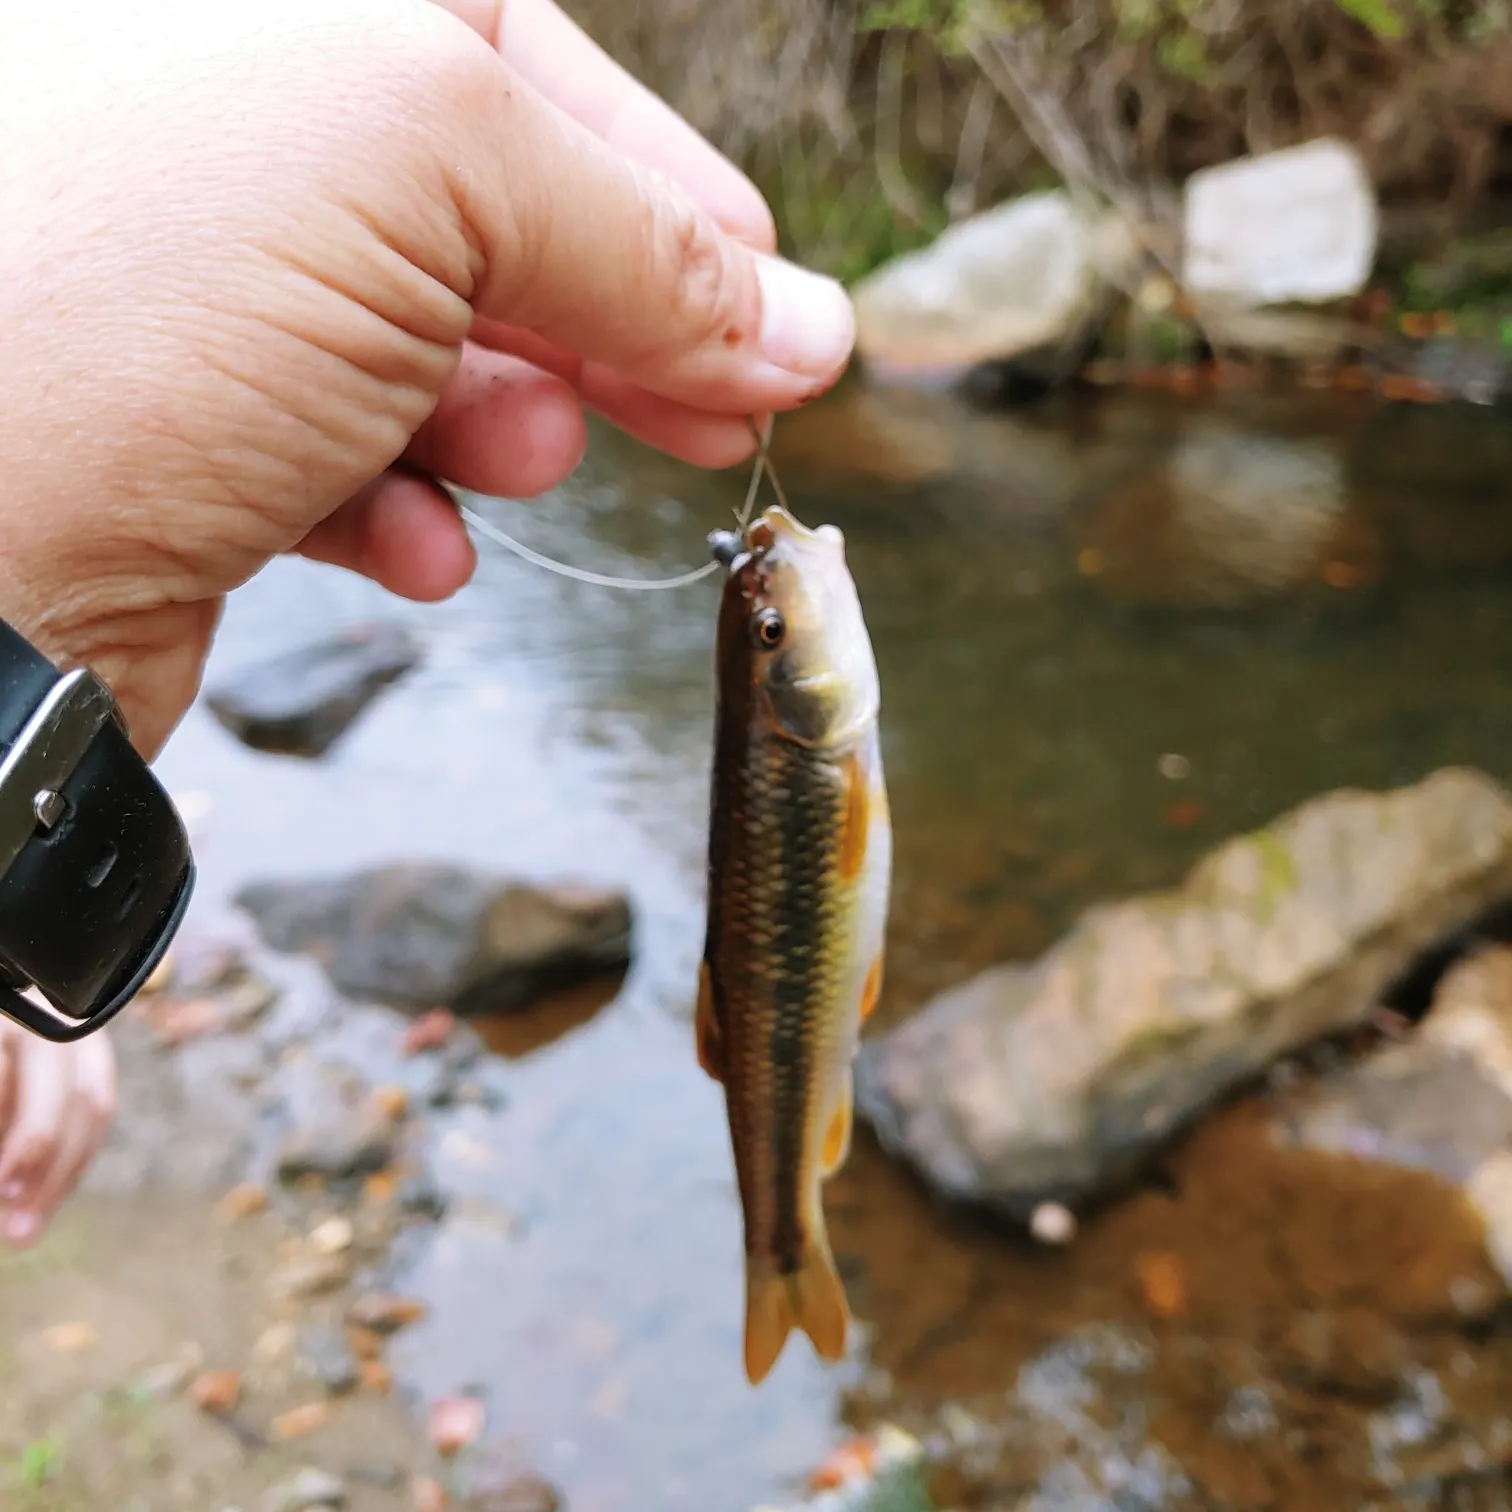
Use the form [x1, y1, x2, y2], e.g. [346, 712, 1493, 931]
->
[151, 379, 1512, 1511]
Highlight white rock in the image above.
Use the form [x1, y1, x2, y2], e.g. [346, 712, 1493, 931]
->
[853, 190, 1135, 379]
[1182, 137, 1377, 307]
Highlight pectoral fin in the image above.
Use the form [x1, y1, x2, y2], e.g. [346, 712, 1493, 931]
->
[695, 962, 725, 1083]
[820, 1074, 854, 1178]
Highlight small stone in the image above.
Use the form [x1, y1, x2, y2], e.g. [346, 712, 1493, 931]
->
[428, 1395, 484, 1456]
[276, 1105, 397, 1184]
[347, 1293, 426, 1335]
[1135, 1251, 1188, 1318]
[42, 1321, 98, 1353]
[308, 1217, 354, 1255]
[468, 1475, 562, 1512]
[138, 1357, 197, 1397]
[254, 1323, 299, 1364]
[1157, 753, 1191, 781]
[147, 996, 226, 1046]
[268, 1252, 352, 1302]
[221, 975, 279, 1028]
[216, 1183, 269, 1222]
[1029, 1202, 1076, 1245]
[263, 1467, 347, 1511]
[359, 1360, 393, 1395]
[398, 1174, 448, 1222]
[270, 1401, 334, 1440]
[298, 1324, 359, 1396]
[188, 1369, 243, 1414]
[403, 1008, 457, 1056]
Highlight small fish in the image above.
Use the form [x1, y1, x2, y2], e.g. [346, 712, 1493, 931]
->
[698, 503, 891, 1386]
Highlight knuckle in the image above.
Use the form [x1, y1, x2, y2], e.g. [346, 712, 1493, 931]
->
[649, 184, 743, 346]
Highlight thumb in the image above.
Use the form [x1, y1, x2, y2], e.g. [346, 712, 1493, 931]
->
[438, 50, 854, 415]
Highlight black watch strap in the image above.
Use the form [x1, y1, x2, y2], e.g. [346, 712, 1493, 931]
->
[0, 618, 194, 1042]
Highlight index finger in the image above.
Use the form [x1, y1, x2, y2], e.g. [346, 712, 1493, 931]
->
[434, 0, 778, 253]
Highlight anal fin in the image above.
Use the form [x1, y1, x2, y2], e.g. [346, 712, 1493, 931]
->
[820, 1074, 854, 1178]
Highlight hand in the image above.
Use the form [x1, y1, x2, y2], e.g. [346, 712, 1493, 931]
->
[0, 1024, 116, 1248]
[0, 0, 855, 757]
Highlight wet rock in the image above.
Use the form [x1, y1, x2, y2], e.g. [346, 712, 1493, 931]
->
[399, 1172, 448, 1221]
[466, 1475, 562, 1512]
[206, 620, 421, 758]
[298, 1322, 359, 1396]
[857, 768, 1512, 1218]
[236, 864, 633, 1015]
[275, 1102, 396, 1183]
[263, 1468, 346, 1511]
[1277, 943, 1512, 1287]
[267, 1251, 353, 1302]
[852, 190, 1136, 385]
[1182, 138, 1377, 308]
[347, 1292, 427, 1334]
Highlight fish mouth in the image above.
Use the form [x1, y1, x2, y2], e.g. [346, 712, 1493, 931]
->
[750, 506, 845, 559]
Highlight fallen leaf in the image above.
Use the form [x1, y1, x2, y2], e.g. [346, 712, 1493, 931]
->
[215, 1183, 268, 1223]
[428, 1395, 484, 1456]
[402, 1008, 456, 1057]
[270, 1401, 333, 1440]
[187, 1369, 242, 1414]
[1135, 1251, 1187, 1319]
[412, 1477, 448, 1512]
[348, 1293, 426, 1335]
[42, 1321, 99, 1353]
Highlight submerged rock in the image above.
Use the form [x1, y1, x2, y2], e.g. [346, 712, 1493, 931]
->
[852, 190, 1136, 384]
[1277, 943, 1512, 1288]
[205, 621, 422, 758]
[236, 864, 632, 1015]
[1182, 138, 1377, 308]
[856, 768, 1512, 1218]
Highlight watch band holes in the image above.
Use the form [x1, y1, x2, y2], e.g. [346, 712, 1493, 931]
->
[85, 846, 117, 889]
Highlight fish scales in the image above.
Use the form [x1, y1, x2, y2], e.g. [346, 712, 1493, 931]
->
[698, 503, 891, 1387]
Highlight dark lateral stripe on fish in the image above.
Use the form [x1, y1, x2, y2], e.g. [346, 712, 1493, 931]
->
[767, 740, 838, 1269]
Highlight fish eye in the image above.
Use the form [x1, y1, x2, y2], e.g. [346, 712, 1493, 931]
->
[752, 608, 785, 650]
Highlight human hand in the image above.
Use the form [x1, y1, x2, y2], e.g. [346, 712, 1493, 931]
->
[0, 1024, 116, 1248]
[0, 0, 855, 757]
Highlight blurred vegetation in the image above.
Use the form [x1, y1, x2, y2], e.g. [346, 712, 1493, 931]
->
[561, 0, 1512, 282]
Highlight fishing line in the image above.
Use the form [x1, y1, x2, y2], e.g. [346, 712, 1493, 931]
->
[457, 415, 783, 593]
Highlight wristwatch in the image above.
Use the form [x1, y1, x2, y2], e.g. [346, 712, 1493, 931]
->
[0, 618, 194, 1042]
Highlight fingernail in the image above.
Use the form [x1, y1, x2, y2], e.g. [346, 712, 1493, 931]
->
[756, 255, 855, 378]
[3, 1211, 38, 1245]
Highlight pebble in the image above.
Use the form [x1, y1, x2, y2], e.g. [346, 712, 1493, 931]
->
[263, 1467, 347, 1511]
[403, 1008, 457, 1056]
[188, 1369, 243, 1414]
[412, 1476, 448, 1512]
[399, 1174, 448, 1222]
[41, 1321, 99, 1353]
[348, 1292, 427, 1334]
[216, 1183, 270, 1223]
[254, 1322, 299, 1364]
[268, 1251, 353, 1302]
[308, 1216, 354, 1255]
[271, 1401, 334, 1440]
[1029, 1202, 1077, 1245]
[298, 1323, 360, 1396]
[276, 1105, 397, 1183]
[468, 1475, 562, 1512]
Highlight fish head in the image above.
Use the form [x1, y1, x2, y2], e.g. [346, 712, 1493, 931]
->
[714, 505, 879, 747]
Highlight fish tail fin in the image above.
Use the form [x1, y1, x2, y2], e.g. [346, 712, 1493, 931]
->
[743, 1244, 850, 1386]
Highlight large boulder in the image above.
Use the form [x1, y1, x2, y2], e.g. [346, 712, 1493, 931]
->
[852, 190, 1137, 384]
[1277, 943, 1512, 1289]
[235, 864, 632, 1016]
[856, 768, 1512, 1218]
[1181, 137, 1377, 308]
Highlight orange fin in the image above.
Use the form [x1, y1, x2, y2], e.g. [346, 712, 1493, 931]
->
[837, 752, 870, 883]
[743, 1245, 850, 1385]
[821, 1076, 854, 1178]
[695, 962, 724, 1083]
[858, 955, 884, 1026]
